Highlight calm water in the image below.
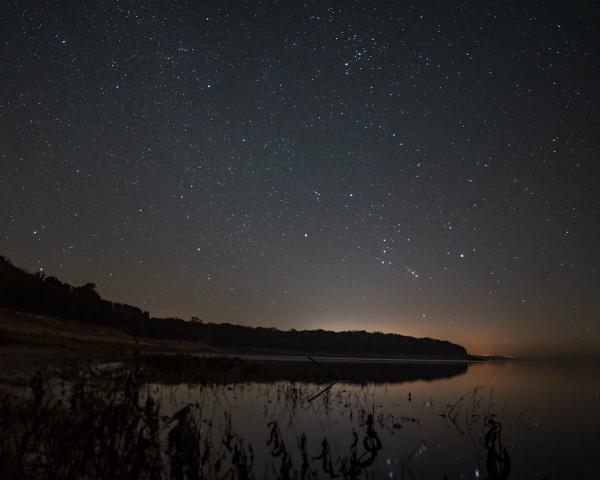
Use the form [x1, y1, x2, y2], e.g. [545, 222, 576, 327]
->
[150, 360, 600, 479]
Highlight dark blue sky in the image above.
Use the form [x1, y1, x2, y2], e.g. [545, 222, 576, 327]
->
[1, 1, 599, 357]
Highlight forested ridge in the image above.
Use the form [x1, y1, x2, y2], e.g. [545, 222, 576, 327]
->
[0, 256, 468, 358]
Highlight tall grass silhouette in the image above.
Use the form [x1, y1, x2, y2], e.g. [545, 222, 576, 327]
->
[0, 367, 518, 479]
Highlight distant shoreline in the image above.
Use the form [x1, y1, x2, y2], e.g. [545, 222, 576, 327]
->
[0, 308, 495, 385]
[193, 351, 500, 363]
[0, 307, 477, 362]
[1, 255, 470, 359]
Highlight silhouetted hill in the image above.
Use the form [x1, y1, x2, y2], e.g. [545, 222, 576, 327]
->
[0, 256, 468, 358]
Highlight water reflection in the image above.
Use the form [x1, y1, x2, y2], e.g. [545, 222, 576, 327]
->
[150, 361, 600, 479]
[243, 357, 469, 384]
[1, 361, 599, 478]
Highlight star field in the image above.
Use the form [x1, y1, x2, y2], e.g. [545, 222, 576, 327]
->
[1, 1, 599, 357]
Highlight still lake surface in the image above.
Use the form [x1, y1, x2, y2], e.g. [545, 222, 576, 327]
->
[151, 359, 600, 479]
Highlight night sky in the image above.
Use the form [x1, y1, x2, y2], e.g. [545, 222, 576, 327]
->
[1, 1, 599, 357]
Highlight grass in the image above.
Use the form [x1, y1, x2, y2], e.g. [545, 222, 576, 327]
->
[0, 366, 256, 479]
[0, 362, 519, 480]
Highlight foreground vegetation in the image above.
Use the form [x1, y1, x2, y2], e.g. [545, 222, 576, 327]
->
[0, 363, 513, 480]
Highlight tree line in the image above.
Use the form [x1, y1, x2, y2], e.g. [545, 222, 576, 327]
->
[0, 256, 468, 358]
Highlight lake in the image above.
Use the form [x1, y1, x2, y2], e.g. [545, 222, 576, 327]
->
[2, 357, 599, 479]
[147, 359, 600, 479]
